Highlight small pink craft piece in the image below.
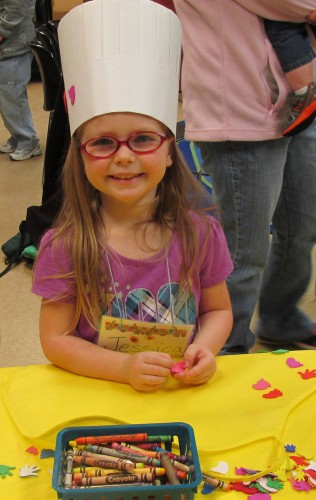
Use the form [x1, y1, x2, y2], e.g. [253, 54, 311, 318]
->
[263, 389, 283, 399]
[247, 494, 271, 500]
[171, 361, 186, 374]
[289, 479, 312, 492]
[286, 357, 303, 368]
[68, 85, 76, 105]
[252, 379, 271, 390]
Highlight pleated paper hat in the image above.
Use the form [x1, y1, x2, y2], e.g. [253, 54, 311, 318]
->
[58, 0, 182, 135]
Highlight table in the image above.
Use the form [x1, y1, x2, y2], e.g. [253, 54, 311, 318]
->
[1, 350, 316, 498]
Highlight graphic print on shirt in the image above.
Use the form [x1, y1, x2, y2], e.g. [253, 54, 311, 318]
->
[98, 282, 197, 355]
[104, 282, 197, 325]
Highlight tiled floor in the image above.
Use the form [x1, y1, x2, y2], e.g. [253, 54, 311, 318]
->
[0, 81, 315, 368]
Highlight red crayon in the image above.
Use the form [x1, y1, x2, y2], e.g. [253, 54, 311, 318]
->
[75, 433, 148, 445]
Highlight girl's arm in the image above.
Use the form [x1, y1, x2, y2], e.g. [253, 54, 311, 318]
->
[195, 281, 233, 355]
[172, 281, 233, 384]
[39, 299, 173, 392]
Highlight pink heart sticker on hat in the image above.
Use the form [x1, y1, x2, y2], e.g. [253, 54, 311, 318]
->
[68, 85, 76, 106]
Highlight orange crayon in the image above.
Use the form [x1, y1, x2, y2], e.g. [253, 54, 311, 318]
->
[75, 433, 148, 445]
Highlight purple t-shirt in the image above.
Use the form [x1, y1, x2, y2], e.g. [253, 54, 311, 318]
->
[32, 215, 233, 343]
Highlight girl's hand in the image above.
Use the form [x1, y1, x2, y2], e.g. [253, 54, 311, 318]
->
[121, 352, 173, 392]
[171, 343, 216, 385]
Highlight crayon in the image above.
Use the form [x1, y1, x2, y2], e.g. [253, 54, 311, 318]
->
[72, 468, 166, 480]
[169, 458, 190, 473]
[116, 443, 159, 459]
[111, 444, 161, 466]
[79, 444, 154, 464]
[75, 433, 148, 445]
[202, 474, 230, 491]
[71, 482, 147, 489]
[73, 466, 186, 481]
[64, 448, 74, 489]
[133, 442, 162, 450]
[154, 447, 189, 464]
[73, 468, 118, 476]
[147, 436, 173, 443]
[160, 453, 180, 485]
[74, 472, 155, 486]
[73, 449, 130, 464]
[73, 455, 134, 472]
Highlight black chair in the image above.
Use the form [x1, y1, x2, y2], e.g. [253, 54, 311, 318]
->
[29, 41, 61, 112]
[47, 19, 60, 47]
[35, 26, 61, 68]
[35, 0, 53, 24]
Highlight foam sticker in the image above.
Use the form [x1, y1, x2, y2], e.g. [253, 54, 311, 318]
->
[252, 379, 271, 390]
[210, 461, 229, 474]
[263, 389, 283, 399]
[286, 358, 303, 368]
[298, 369, 316, 379]
[19, 465, 40, 477]
[26, 446, 39, 455]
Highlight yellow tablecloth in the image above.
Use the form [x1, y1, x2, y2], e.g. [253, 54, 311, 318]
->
[1, 350, 316, 499]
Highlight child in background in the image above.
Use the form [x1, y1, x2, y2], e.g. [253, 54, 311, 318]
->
[264, 19, 316, 136]
[31, 0, 233, 392]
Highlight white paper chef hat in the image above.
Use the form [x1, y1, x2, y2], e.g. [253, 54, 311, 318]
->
[58, 0, 182, 136]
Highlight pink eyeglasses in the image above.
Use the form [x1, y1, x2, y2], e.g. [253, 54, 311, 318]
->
[80, 131, 168, 159]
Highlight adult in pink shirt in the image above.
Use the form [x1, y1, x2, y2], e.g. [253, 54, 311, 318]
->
[174, 0, 316, 353]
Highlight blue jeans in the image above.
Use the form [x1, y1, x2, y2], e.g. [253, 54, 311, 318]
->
[0, 52, 39, 150]
[198, 122, 316, 354]
[264, 20, 315, 73]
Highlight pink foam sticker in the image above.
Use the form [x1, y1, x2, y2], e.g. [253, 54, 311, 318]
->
[170, 361, 186, 374]
[263, 389, 283, 399]
[289, 479, 312, 492]
[252, 379, 271, 390]
[286, 357, 303, 368]
[247, 494, 271, 500]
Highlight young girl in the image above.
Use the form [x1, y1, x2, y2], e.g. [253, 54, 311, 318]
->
[32, 0, 233, 392]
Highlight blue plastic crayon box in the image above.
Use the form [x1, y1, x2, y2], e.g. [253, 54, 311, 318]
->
[53, 422, 202, 500]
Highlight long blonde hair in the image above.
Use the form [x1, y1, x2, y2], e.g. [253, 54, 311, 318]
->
[40, 127, 213, 331]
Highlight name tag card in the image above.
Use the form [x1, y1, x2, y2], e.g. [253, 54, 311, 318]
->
[98, 315, 194, 357]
